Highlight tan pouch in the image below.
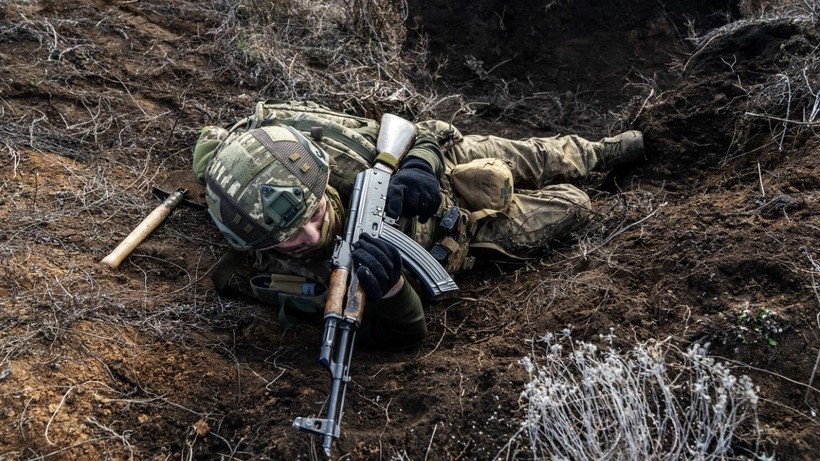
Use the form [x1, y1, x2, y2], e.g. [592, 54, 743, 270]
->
[450, 158, 514, 212]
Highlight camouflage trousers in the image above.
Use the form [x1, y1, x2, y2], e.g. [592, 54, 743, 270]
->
[419, 121, 600, 258]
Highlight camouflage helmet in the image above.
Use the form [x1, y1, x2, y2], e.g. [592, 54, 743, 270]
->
[204, 125, 330, 250]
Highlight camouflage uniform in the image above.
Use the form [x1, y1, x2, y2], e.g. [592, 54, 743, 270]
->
[418, 120, 595, 258]
[195, 101, 621, 350]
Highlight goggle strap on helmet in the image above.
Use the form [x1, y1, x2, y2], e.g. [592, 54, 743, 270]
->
[207, 208, 252, 251]
[207, 174, 284, 250]
[249, 128, 327, 200]
[282, 125, 330, 173]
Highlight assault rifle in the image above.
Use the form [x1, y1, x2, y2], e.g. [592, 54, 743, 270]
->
[292, 114, 459, 457]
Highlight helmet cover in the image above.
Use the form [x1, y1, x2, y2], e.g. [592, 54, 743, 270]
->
[205, 125, 330, 250]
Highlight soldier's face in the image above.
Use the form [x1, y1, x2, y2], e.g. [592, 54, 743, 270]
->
[274, 196, 328, 257]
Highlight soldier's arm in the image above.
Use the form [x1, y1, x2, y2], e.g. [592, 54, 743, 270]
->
[357, 281, 427, 350]
[355, 124, 444, 177]
[192, 126, 230, 185]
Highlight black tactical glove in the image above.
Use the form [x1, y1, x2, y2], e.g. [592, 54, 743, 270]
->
[352, 234, 403, 301]
[386, 158, 441, 223]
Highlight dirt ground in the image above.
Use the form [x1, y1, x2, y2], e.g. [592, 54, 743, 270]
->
[1, 0, 819, 460]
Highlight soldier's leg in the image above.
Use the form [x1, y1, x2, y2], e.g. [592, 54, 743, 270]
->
[450, 134, 598, 189]
[470, 184, 592, 257]
[448, 132, 644, 190]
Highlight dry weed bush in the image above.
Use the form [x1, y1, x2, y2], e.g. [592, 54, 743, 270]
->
[739, 0, 820, 19]
[741, 43, 820, 151]
[210, 0, 448, 118]
[683, 2, 819, 153]
[522, 330, 763, 461]
[575, 191, 667, 262]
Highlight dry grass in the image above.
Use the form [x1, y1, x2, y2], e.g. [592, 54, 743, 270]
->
[680, 2, 819, 154]
[208, 0, 448, 118]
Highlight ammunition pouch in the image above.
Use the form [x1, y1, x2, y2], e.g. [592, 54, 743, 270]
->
[432, 158, 516, 274]
[431, 206, 476, 273]
[250, 273, 327, 325]
[450, 158, 513, 213]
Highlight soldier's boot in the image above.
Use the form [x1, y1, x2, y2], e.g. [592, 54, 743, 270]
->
[594, 130, 644, 170]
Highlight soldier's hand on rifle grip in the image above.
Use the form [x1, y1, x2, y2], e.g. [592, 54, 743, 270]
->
[352, 234, 404, 301]
[385, 158, 441, 223]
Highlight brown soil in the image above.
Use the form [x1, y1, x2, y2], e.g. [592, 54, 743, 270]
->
[1, 0, 819, 460]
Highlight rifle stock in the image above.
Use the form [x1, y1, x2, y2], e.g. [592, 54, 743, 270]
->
[292, 114, 458, 457]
